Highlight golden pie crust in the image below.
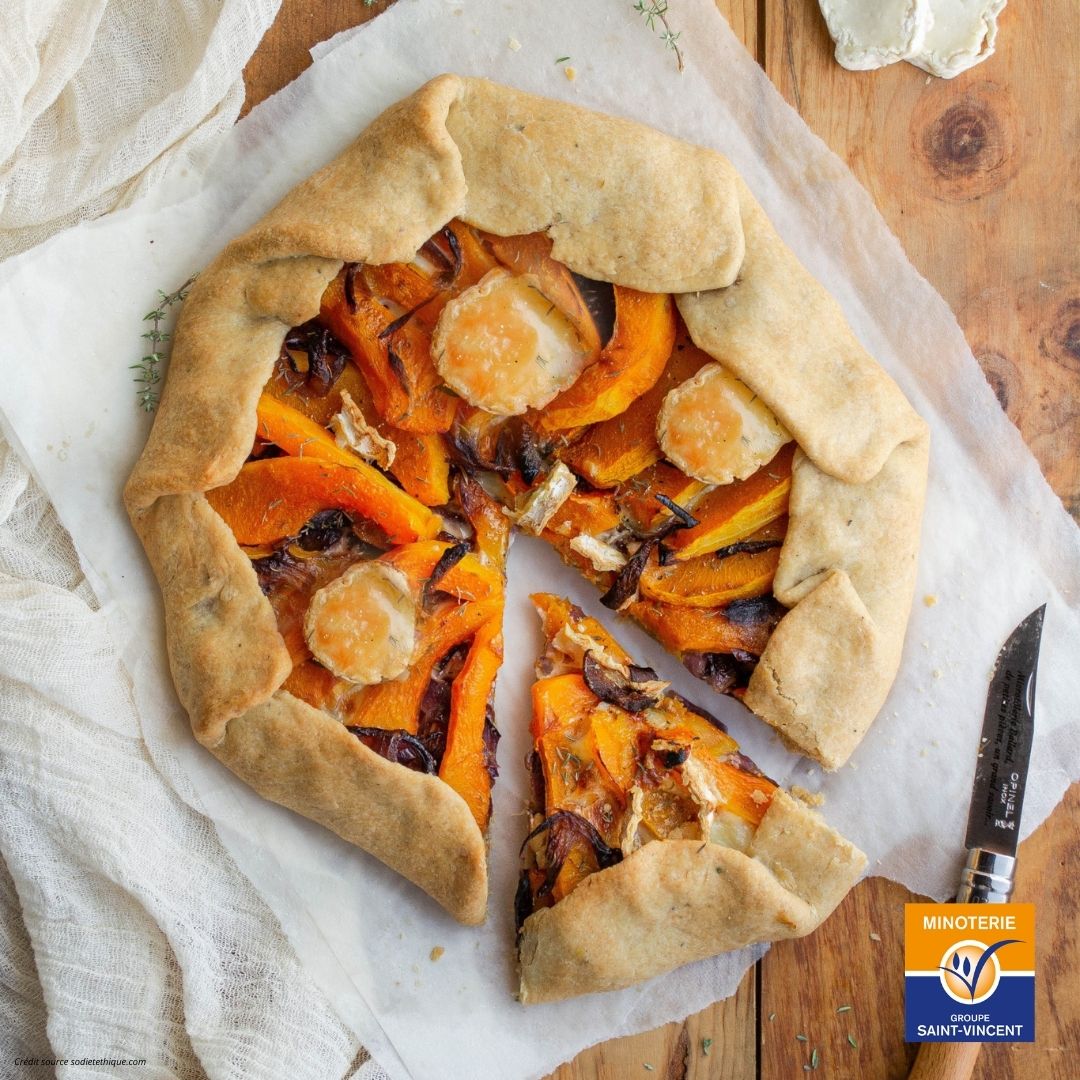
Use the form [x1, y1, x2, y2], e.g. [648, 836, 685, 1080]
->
[125, 75, 925, 929]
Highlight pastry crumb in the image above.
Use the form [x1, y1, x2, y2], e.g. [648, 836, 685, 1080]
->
[564, 66, 578, 81]
[508, 36, 522, 51]
[869, 931, 881, 942]
[932, 668, 942, 679]
[790, 785, 825, 808]
[923, 594, 938, 607]
[430, 946, 445, 962]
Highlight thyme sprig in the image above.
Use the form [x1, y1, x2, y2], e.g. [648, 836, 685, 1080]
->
[633, 1, 684, 72]
[133, 275, 196, 412]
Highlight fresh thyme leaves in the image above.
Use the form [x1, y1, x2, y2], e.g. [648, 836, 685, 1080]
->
[836, 1005, 852, 1014]
[847, 1034, 858, 1049]
[633, 0, 685, 72]
[133, 275, 197, 411]
[555, 55, 571, 64]
[701, 1037, 713, 1056]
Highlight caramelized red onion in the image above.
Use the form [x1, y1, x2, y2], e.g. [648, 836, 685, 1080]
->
[520, 809, 623, 898]
[582, 652, 661, 713]
[347, 727, 438, 774]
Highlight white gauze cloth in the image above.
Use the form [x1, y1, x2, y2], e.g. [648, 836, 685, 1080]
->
[0, 0, 279, 261]
[0, 1, 389, 1077]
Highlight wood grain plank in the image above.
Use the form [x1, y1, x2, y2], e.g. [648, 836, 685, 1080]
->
[764, 0, 1080, 520]
[550, 971, 757, 1080]
[759, 6, 1079, 1075]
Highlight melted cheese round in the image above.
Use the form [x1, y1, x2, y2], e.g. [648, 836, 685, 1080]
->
[432, 269, 593, 415]
[303, 562, 416, 685]
[657, 362, 791, 485]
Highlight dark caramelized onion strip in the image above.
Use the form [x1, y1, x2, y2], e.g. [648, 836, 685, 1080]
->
[582, 652, 660, 713]
[422, 542, 469, 610]
[282, 318, 349, 397]
[482, 703, 500, 783]
[713, 538, 783, 561]
[297, 509, 351, 551]
[600, 538, 656, 610]
[654, 493, 700, 529]
[347, 726, 438, 774]
[724, 595, 786, 628]
[521, 809, 623, 897]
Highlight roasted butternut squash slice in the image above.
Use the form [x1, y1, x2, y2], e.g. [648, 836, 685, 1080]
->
[638, 543, 781, 607]
[206, 456, 441, 546]
[456, 473, 511, 568]
[530, 595, 635, 671]
[667, 442, 794, 560]
[559, 332, 713, 488]
[263, 363, 450, 506]
[363, 220, 506, 331]
[628, 598, 781, 657]
[617, 460, 709, 534]
[535, 287, 677, 434]
[378, 539, 501, 603]
[321, 271, 456, 434]
[344, 597, 500, 733]
[440, 616, 503, 829]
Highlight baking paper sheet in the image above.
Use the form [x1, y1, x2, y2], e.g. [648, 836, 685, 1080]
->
[1, 1, 1078, 1078]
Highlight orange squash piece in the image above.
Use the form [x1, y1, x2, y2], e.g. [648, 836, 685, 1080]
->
[440, 616, 504, 829]
[282, 659, 342, 713]
[531, 595, 635, 669]
[378, 539, 501, 603]
[385, 428, 451, 508]
[560, 332, 713, 487]
[617, 460, 709, 534]
[536, 287, 677, 434]
[695, 753, 776, 827]
[531, 672, 601, 741]
[628, 598, 780, 657]
[667, 442, 795, 560]
[362, 219, 504, 331]
[638, 545, 781, 608]
[456, 473, 511, 568]
[263, 365, 451, 507]
[321, 271, 456, 434]
[264, 352, 372, 427]
[344, 598, 500, 733]
[206, 456, 441, 547]
[542, 490, 622, 542]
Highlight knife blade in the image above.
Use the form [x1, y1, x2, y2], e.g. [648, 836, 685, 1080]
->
[956, 604, 1045, 904]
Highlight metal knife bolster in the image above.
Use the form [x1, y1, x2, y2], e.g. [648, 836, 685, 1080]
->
[956, 848, 1016, 904]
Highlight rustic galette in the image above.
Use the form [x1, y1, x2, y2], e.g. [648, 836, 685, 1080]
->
[125, 76, 926, 935]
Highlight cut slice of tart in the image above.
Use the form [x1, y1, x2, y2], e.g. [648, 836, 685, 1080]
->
[516, 595, 867, 1003]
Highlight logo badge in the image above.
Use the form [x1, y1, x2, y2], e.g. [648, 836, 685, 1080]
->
[904, 903, 1034, 1042]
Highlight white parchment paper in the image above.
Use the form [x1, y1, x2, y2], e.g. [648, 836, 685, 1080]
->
[1, 2, 1077, 1078]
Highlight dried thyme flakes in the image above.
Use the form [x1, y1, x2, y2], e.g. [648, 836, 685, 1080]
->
[701, 1037, 712, 1056]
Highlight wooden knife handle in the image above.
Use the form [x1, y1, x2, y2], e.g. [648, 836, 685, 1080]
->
[908, 1041, 981, 1080]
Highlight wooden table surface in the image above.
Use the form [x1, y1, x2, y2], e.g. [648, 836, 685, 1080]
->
[243, 3, 1079, 1078]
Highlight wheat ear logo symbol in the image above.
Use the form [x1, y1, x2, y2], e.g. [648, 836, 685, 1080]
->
[939, 940, 1022, 1002]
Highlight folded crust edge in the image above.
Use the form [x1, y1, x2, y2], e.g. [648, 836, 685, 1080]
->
[518, 789, 866, 1004]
